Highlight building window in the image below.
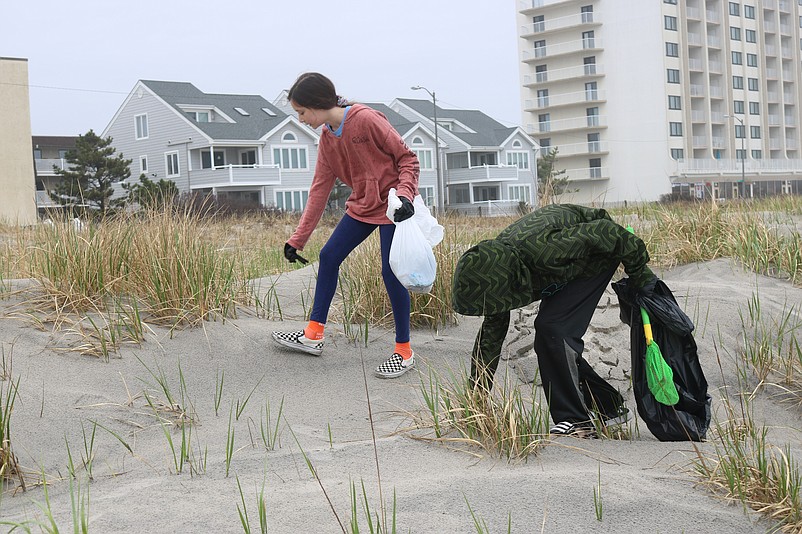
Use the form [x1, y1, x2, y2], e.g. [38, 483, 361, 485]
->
[539, 138, 551, 148]
[508, 185, 531, 203]
[589, 158, 602, 178]
[751, 149, 762, 159]
[413, 149, 433, 170]
[201, 150, 225, 169]
[582, 30, 595, 48]
[730, 26, 741, 40]
[187, 111, 210, 122]
[735, 124, 746, 138]
[581, 5, 593, 23]
[411, 136, 424, 145]
[750, 125, 761, 138]
[419, 186, 435, 207]
[535, 65, 548, 82]
[506, 151, 530, 169]
[665, 15, 678, 31]
[664, 0, 677, 4]
[537, 89, 549, 107]
[670, 122, 683, 136]
[736, 149, 747, 160]
[670, 148, 684, 160]
[282, 132, 297, 142]
[135, 114, 148, 140]
[748, 77, 759, 91]
[668, 95, 682, 109]
[33, 148, 42, 159]
[666, 42, 679, 57]
[583, 56, 597, 75]
[734, 100, 745, 114]
[533, 15, 545, 32]
[729, 2, 740, 16]
[587, 133, 601, 152]
[732, 51, 742, 65]
[744, 5, 755, 19]
[746, 29, 757, 42]
[747, 53, 758, 67]
[140, 155, 148, 174]
[538, 113, 551, 132]
[667, 68, 681, 83]
[733, 75, 744, 89]
[165, 152, 179, 177]
[586, 107, 600, 126]
[273, 146, 309, 170]
[534, 40, 547, 58]
[275, 189, 309, 212]
[749, 101, 760, 114]
[585, 82, 598, 100]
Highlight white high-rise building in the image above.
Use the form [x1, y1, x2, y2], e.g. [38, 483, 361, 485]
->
[517, 0, 802, 204]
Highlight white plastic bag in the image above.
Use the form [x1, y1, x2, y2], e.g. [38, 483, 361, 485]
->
[386, 188, 440, 293]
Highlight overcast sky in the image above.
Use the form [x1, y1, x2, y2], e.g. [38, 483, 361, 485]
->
[3, 0, 523, 136]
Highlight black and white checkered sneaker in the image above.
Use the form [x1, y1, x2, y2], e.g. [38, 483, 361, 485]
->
[374, 352, 415, 379]
[549, 421, 598, 439]
[271, 330, 324, 356]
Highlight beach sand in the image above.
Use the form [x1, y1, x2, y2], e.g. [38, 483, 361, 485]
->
[1, 258, 800, 532]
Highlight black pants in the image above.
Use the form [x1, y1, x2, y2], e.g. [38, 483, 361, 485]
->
[534, 265, 624, 424]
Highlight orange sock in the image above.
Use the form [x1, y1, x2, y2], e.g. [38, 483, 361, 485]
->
[395, 342, 413, 360]
[304, 321, 325, 340]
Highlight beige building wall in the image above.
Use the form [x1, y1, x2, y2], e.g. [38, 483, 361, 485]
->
[0, 57, 37, 225]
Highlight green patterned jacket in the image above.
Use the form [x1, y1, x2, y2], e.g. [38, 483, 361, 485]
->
[452, 204, 654, 369]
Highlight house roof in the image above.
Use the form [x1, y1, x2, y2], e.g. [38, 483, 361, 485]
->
[363, 103, 420, 137]
[396, 98, 519, 148]
[140, 80, 288, 141]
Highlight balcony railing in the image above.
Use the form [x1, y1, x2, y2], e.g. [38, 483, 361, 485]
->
[523, 63, 605, 85]
[34, 158, 70, 176]
[677, 158, 802, 173]
[553, 141, 609, 157]
[523, 88, 606, 110]
[564, 166, 609, 182]
[447, 165, 520, 184]
[189, 164, 282, 189]
[519, 0, 588, 13]
[35, 191, 61, 208]
[525, 115, 607, 134]
[522, 38, 604, 61]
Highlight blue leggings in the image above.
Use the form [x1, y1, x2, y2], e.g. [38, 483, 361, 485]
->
[310, 213, 410, 343]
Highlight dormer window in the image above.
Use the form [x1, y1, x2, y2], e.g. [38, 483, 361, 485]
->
[188, 111, 210, 122]
[282, 132, 297, 142]
[411, 136, 424, 145]
[512, 140, 523, 148]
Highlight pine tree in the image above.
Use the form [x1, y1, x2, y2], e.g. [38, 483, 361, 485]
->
[537, 147, 570, 206]
[50, 130, 131, 215]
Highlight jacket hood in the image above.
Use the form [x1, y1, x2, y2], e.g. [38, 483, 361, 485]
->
[451, 239, 534, 316]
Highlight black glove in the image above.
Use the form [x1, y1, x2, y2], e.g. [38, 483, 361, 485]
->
[637, 275, 658, 298]
[394, 196, 415, 222]
[284, 243, 308, 264]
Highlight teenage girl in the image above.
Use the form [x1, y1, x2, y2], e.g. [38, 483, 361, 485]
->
[271, 72, 420, 378]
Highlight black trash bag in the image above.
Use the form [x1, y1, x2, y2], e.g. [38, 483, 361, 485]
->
[612, 277, 712, 441]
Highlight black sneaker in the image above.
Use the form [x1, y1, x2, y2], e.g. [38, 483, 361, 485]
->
[598, 406, 630, 427]
[271, 330, 324, 356]
[549, 421, 598, 439]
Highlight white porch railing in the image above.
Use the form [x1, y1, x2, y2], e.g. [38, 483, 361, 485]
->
[34, 159, 70, 176]
[564, 166, 609, 181]
[447, 165, 520, 184]
[189, 165, 281, 188]
[449, 200, 523, 217]
[676, 158, 802, 173]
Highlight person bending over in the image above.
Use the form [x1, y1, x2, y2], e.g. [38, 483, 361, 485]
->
[451, 204, 655, 437]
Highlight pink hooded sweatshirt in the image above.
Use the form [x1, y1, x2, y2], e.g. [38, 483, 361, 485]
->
[287, 104, 420, 250]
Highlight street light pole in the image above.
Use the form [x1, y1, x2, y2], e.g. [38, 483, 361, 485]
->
[725, 114, 746, 198]
[411, 85, 443, 212]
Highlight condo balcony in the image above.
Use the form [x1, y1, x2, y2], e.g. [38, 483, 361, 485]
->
[525, 114, 607, 134]
[523, 88, 607, 111]
[522, 38, 604, 61]
[187, 164, 282, 189]
[564, 166, 609, 182]
[522, 63, 605, 86]
[34, 158, 70, 177]
[519, 10, 601, 36]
